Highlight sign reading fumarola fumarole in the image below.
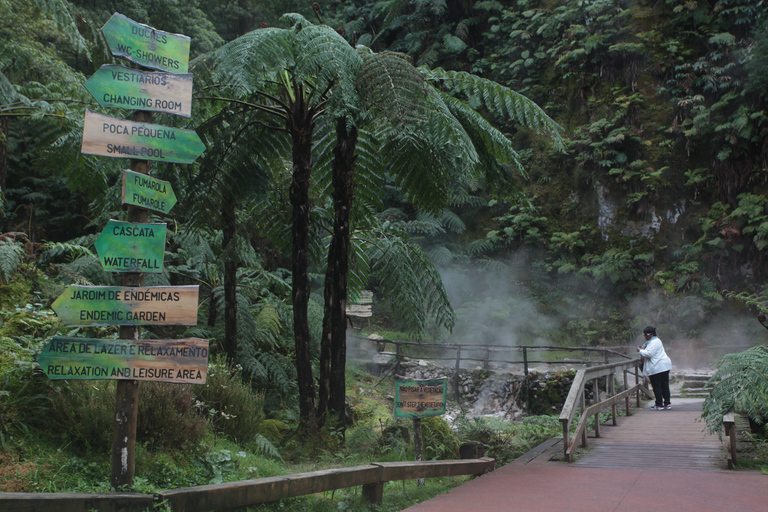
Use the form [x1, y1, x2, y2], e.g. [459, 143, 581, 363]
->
[84, 64, 193, 117]
[81, 110, 205, 164]
[394, 379, 448, 419]
[122, 170, 177, 214]
[101, 13, 190, 73]
[38, 337, 208, 384]
[95, 220, 166, 273]
[52, 285, 199, 326]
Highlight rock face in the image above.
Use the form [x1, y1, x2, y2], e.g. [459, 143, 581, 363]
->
[397, 360, 581, 422]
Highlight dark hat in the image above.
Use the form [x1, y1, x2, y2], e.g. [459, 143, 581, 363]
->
[643, 326, 657, 335]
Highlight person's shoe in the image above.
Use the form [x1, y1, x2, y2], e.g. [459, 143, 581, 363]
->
[665, 404, 672, 409]
[650, 405, 664, 410]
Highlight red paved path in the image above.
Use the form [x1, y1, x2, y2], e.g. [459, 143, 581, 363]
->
[402, 463, 768, 512]
[404, 399, 767, 511]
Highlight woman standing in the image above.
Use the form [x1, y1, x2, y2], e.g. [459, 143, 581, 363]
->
[637, 326, 672, 410]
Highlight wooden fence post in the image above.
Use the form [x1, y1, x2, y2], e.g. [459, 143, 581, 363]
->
[454, 346, 462, 405]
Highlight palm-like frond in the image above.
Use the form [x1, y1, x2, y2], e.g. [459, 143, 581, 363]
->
[422, 67, 565, 151]
[702, 346, 768, 437]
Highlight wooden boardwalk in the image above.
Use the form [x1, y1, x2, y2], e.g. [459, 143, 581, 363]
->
[404, 398, 768, 512]
[572, 398, 725, 471]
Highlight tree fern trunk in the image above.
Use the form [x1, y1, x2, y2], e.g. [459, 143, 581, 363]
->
[289, 89, 317, 432]
[322, 119, 358, 433]
[222, 199, 238, 363]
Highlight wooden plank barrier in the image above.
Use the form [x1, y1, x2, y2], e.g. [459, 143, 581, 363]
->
[0, 459, 493, 511]
[0, 492, 154, 512]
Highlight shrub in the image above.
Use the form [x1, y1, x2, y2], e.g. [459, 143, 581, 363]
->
[47, 380, 115, 453]
[421, 416, 459, 460]
[138, 382, 207, 450]
[259, 419, 288, 444]
[193, 357, 265, 444]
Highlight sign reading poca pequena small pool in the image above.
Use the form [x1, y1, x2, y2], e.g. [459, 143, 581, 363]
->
[394, 378, 447, 419]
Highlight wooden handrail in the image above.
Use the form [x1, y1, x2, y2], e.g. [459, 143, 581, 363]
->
[0, 458, 494, 512]
[558, 360, 653, 462]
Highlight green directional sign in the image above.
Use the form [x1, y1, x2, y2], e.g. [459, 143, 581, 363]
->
[81, 110, 205, 164]
[84, 64, 193, 117]
[122, 170, 177, 214]
[38, 336, 208, 384]
[95, 220, 166, 273]
[52, 285, 199, 326]
[101, 13, 190, 73]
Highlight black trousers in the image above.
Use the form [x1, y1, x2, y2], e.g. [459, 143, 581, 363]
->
[648, 370, 671, 407]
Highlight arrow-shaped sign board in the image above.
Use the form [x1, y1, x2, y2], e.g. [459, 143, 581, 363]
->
[122, 170, 177, 214]
[84, 64, 193, 117]
[95, 220, 166, 273]
[81, 110, 205, 164]
[38, 337, 208, 384]
[52, 285, 199, 326]
[101, 13, 190, 73]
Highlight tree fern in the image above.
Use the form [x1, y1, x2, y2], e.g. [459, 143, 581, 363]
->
[702, 346, 768, 437]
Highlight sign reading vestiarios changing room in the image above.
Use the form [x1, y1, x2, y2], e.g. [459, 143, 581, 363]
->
[38, 337, 208, 384]
[94, 220, 166, 273]
[84, 64, 193, 117]
[81, 110, 205, 164]
[52, 285, 199, 326]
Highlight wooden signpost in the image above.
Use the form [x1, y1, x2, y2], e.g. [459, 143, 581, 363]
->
[394, 379, 448, 419]
[38, 337, 209, 384]
[101, 13, 191, 73]
[84, 64, 193, 117]
[40, 12, 203, 490]
[81, 110, 205, 163]
[94, 220, 166, 273]
[394, 378, 448, 487]
[51, 285, 199, 326]
[122, 169, 177, 214]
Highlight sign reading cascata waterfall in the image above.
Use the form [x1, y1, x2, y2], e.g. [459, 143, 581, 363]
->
[51, 285, 199, 326]
[38, 337, 208, 384]
[81, 110, 205, 164]
[95, 219, 166, 273]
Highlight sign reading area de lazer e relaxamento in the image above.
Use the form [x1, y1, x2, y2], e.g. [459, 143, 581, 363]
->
[51, 285, 199, 326]
[84, 64, 193, 117]
[122, 170, 177, 214]
[95, 220, 166, 273]
[38, 337, 208, 384]
[394, 378, 448, 419]
[101, 12, 190, 73]
[81, 110, 205, 164]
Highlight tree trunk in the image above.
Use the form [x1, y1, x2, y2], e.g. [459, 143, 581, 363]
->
[320, 119, 358, 432]
[289, 88, 317, 432]
[222, 199, 238, 363]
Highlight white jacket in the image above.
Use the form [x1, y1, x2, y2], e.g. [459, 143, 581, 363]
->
[639, 336, 672, 376]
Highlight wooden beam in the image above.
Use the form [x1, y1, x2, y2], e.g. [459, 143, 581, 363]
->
[0, 492, 153, 512]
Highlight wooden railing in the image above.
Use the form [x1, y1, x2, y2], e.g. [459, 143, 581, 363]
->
[0, 458, 494, 512]
[558, 359, 653, 462]
[723, 409, 737, 469]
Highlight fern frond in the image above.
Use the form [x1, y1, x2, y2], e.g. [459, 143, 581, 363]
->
[0, 241, 25, 283]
